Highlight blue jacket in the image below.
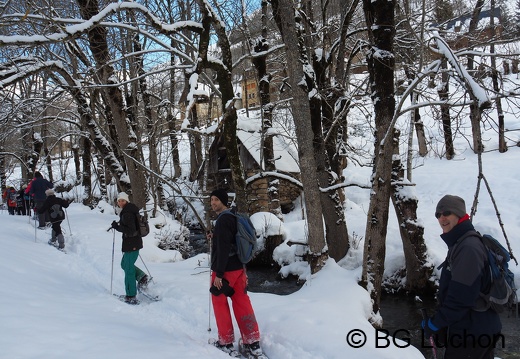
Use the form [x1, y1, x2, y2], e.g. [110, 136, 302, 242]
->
[29, 177, 53, 201]
[432, 219, 501, 336]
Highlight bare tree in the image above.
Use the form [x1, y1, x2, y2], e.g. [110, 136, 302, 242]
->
[360, 0, 397, 321]
[270, 0, 328, 272]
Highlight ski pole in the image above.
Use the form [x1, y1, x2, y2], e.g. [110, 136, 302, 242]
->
[139, 254, 154, 283]
[110, 229, 115, 295]
[420, 308, 438, 359]
[64, 207, 72, 237]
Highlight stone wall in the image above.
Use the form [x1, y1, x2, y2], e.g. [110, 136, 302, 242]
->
[246, 171, 301, 214]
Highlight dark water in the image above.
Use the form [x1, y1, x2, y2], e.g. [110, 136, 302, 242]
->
[246, 267, 304, 295]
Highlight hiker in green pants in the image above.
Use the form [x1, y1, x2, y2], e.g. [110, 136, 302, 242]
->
[111, 192, 149, 304]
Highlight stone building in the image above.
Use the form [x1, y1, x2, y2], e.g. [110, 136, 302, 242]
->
[207, 121, 301, 216]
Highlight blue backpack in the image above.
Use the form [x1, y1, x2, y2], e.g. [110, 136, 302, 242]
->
[220, 209, 257, 264]
[453, 231, 517, 313]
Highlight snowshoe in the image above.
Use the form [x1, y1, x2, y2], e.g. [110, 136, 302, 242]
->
[137, 275, 149, 291]
[209, 338, 240, 357]
[114, 294, 140, 305]
[137, 277, 159, 301]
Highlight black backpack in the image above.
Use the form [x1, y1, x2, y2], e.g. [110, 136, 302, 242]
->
[136, 212, 150, 237]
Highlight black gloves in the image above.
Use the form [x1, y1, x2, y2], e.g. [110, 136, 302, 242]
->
[111, 220, 119, 229]
[210, 278, 235, 297]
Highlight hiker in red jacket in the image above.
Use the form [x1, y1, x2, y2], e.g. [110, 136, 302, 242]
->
[2, 186, 17, 215]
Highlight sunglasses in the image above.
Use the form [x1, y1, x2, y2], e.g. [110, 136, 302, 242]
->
[435, 211, 452, 219]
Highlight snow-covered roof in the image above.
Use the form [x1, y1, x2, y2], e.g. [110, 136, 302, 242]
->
[236, 129, 300, 173]
[236, 110, 299, 173]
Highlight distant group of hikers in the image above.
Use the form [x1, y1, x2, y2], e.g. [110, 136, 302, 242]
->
[2, 171, 70, 250]
[2, 183, 32, 216]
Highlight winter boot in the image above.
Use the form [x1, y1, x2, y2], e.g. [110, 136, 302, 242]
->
[124, 296, 139, 305]
[239, 340, 267, 359]
[57, 234, 65, 250]
[137, 274, 149, 291]
[209, 339, 240, 357]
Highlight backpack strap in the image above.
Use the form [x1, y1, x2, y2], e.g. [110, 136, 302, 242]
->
[438, 230, 483, 271]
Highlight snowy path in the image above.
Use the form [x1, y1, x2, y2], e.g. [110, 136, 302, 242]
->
[0, 205, 424, 358]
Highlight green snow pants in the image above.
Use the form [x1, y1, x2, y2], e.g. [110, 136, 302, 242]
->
[121, 250, 146, 297]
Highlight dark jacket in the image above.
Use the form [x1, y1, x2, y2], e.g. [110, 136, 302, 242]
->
[210, 209, 243, 278]
[433, 218, 502, 336]
[115, 202, 143, 252]
[29, 177, 53, 201]
[39, 195, 70, 222]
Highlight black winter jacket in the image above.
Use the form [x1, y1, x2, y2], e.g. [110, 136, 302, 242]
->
[115, 202, 143, 252]
[210, 209, 243, 278]
[39, 195, 69, 222]
[432, 219, 502, 336]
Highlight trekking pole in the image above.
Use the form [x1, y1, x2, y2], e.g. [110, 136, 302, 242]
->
[420, 308, 438, 359]
[110, 229, 115, 295]
[64, 208, 72, 236]
[139, 254, 154, 283]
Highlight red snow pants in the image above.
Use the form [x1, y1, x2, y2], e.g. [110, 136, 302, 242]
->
[211, 269, 260, 345]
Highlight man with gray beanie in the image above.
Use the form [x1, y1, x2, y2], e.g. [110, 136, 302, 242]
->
[422, 194, 501, 358]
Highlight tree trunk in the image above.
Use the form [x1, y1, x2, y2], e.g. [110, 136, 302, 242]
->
[390, 129, 436, 295]
[167, 40, 182, 180]
[438, 58, 455, 159]
[489, 0, 507, 153]
[466, 0, 485, 154]
[76, 0, 147, 209]
[188, 105, 203, 183]
[252, 1, 282, 218]
[195, 0, 248, 211]
[361, 0, 396, 322]
[270, 0, 328, 273]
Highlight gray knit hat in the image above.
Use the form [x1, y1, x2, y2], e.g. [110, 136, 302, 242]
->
[45, 189, 55, 196]
[436, 195, 466, 218]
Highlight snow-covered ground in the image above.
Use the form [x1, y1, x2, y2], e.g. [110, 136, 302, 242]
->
[2, 140, 520, 358]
